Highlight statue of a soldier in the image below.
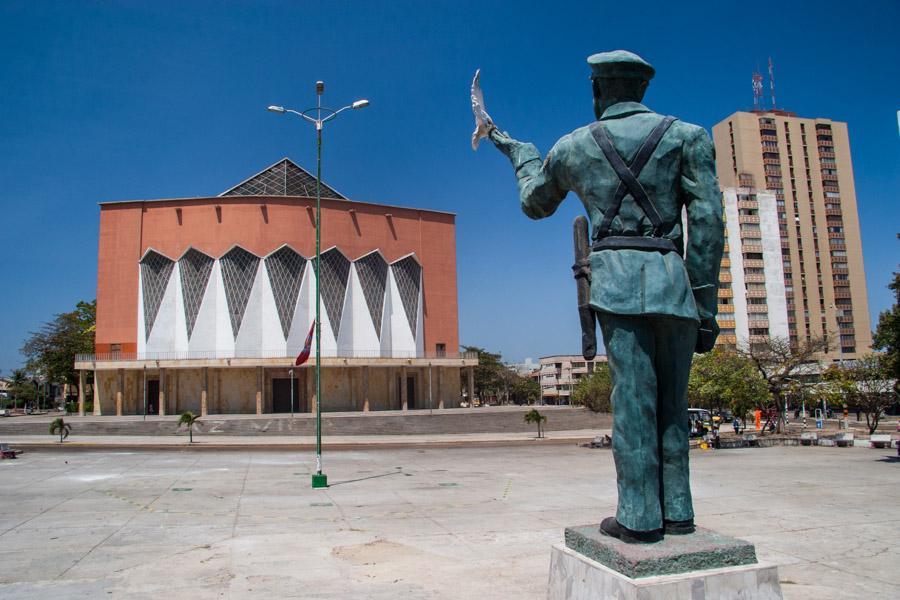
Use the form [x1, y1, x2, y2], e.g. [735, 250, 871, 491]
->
[477, 50, 724, 543]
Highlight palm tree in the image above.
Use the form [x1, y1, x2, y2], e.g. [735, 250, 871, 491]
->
[10, 369, 27, 413]
[178, 411, 200, 443]
[49, 418, 71, 443]
[524, 409, 547, 439]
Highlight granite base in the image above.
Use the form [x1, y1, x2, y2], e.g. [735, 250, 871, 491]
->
[548, 543, 783, 600]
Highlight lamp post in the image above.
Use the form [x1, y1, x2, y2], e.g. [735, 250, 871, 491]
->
[289, 369, 294, 418]
[268, 83, 368, 489]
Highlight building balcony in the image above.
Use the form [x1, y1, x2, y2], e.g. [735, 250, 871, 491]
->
[739, 214, 761, 224]
[717, 320, 736, 329]
[719, 273, 732, 283]
[744, 274, 766, 283]
[743, 259, 765, 268]
[743, 244, 764, 254]
[762, 157, 781, 165]
[718, 304, 735, 314]
[718, 288, 734, 298]
[825, 208, 843, 216]
[720, 257, 731, 268]
[75, 349, 480, 370]
[823, 185, 840, 193]
[760, 134, 778, 143]
[736, 200, 759, 210]
[822, 173, 839, 182]
[833, 289, 852, 299]
[819, 150, 836, 158]
[817, 138, 834, 147]
[747, 305, 769, 314]
[746, 289, 767, 298]
[718, 334, 738, 345]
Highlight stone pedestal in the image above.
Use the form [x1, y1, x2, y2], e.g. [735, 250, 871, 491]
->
[548, 525, 782, 600]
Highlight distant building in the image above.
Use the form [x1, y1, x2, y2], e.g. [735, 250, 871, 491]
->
[75, 158, 476, 416]
[538, 354, 608, 405]
[712, 110, 871, 361]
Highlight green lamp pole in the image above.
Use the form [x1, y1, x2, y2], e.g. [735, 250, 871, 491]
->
[268, 83, 369, 489]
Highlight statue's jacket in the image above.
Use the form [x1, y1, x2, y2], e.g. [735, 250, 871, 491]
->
[507, 101, 724, 323]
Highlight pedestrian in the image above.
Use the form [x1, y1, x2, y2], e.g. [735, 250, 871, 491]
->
[855, 408, 861, 421]
[732, 416, 740, 435]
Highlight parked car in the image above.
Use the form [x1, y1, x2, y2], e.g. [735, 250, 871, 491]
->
[688, 408, 712, 437]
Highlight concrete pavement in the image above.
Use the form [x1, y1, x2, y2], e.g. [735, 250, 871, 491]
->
[0, 445, 897, 599]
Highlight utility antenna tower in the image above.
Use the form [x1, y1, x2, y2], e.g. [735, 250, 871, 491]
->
[768, 57, 777, 110]
[752, 67, 764, 111]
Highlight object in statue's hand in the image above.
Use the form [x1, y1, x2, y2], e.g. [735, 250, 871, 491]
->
[470, 69, 495, 150]
[695, 318, 719, 354]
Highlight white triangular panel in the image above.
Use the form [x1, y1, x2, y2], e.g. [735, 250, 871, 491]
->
[172, 263, 189, 353]
[337, 265, 380, 357]
[145, 266, 179, 355]
[234, 261, 264, 357]
[212, 261, 236, 357]
[386, 269, 416, 357]
[187, 259, 219, 356]
[258, 261, 287, 356]
[287, 267, 315, 356]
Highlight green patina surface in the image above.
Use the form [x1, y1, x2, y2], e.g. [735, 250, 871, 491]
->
[488, 49, 725, 533]
[564, 525, 757, 579]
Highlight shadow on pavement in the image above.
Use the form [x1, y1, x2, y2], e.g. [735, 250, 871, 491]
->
[328, 468, 405, 487]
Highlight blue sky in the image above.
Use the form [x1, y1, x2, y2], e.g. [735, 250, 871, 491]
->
[1, 0, 898, 372]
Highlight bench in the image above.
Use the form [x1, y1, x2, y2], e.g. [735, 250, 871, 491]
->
[800, 432, 817, 446]
[869, 434, 892, 449]
[742, 433, 759, 447]
[834, 432, 854, 448]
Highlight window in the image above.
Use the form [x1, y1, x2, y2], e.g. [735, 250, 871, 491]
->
[436, 343, 446, 357]
[832, 262, 847, 270]
[744, 267, 765, 275]
[720, 328, 736, 336]
[744, 252, 763, 260]
[747, 298, 768, 305]
[750, 328, 769, 336]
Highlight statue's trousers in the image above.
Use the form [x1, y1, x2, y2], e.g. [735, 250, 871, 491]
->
[598, 313, 698, 532]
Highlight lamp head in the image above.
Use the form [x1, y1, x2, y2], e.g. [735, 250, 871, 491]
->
[316, 81, 324, 95]
[267, 105, 286, 113]
[351, 99, 370, 109]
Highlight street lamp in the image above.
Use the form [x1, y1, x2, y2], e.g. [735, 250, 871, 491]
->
[268, 82, 369, 490]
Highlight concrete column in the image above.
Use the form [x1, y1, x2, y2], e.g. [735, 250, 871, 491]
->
[116, 369, 124, 416]
[172, 370, 179, 414]
[200, 367, 208, 416]
[256, 367, 263, 415]
[362, 366, 370, 412]
[158, 369, 166, 416]
[467, 366, 475, 407]
[78, 370, 86, 416]
[437, 367, 445, 409]
[307, 368, 316, 413]
[93, 369, 102, 416]
[401, 365, 408, 411]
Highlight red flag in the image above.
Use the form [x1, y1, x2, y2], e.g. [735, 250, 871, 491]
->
[295, 320, 315, 366]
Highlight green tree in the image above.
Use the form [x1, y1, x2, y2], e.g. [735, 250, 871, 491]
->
[738, 335, 830, 433]
[49, 417, 71, 443]
[460, 346, 505, 404]
[524, 408, 547, 438]
[688, 348, 768, 420]
[8, 369, 36, 411]
[571, 365, 613, 413]
[510, 375, 540, 405]
[21, 300, 96, 398]
[823, 355, 896, 434]
[873, 252, 899, 389]
[178, 411, 200, 443]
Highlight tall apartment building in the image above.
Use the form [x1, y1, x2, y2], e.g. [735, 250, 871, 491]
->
[712, 110, 871, 361]
[716, 187, 790, 349]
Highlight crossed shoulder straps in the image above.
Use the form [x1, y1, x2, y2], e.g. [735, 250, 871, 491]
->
[589, 116, 677, 239]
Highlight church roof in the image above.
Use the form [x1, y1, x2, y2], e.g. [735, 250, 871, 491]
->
[219, 158, 346, 199]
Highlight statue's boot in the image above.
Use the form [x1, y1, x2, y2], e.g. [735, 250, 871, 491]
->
[664, 518, 695, 535]
[599, 517, 662, 544]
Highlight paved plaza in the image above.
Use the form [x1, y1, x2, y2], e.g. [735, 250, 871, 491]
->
[0, 445, 897, 599]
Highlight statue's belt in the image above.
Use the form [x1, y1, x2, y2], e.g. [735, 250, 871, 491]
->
[592, 236, 678, 254]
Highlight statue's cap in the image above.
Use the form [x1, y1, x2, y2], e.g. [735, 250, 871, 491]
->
[587, 50, 655, 80]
